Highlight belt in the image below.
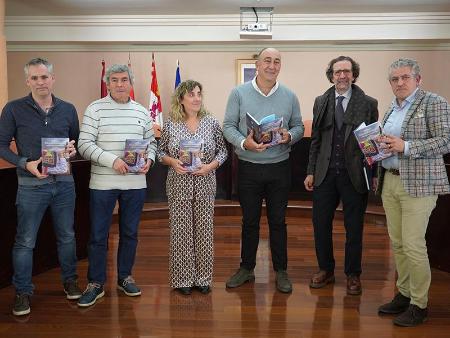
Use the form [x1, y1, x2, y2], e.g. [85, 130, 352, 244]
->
[387, 168, 400, 176]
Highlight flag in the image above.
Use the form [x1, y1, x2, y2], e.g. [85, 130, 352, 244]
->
[101, 60, 107, 98]
[175, 60, 181, 89]
[128, 55, 135, 100]
[149, 53, 163, 133]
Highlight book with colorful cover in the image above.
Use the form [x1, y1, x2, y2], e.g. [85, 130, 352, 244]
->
[123, 139, 150, 173]
[179, 138, 204, 172]
[353, 121, 393, 166]
[41, 138, 71, 175]
[246, 112, 283, 147]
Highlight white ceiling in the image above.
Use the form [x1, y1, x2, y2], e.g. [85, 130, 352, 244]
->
[6, 0, 450, 16]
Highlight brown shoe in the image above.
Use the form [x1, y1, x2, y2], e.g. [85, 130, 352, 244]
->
[346, 275, 362, 295]
[309, 270, 335, 289]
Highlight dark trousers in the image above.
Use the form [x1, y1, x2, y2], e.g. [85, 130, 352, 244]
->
[312, 168, 368, 276]
[238, 159, 291, 271]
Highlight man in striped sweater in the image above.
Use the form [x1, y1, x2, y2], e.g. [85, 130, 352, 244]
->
[77, 64, 156, 307]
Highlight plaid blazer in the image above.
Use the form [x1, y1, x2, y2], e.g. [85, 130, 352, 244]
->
[377, 89, 450, 197]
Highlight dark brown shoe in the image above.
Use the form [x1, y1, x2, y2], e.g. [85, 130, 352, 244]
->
[309, 270, 335, 289]
[346, 275, 362, 295]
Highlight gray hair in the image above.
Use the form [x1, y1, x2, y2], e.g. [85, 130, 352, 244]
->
[24, 57, 53, 78]
[388, 58, 421, 80]
[104, 64, 134, 85]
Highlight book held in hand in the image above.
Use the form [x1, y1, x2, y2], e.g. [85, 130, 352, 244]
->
[353, 121, 393, 166]
[123, 139, 150, 173]
[246, 112, 283, 147]
[179, 138, 204, 172]
[41, 138, 71, 175]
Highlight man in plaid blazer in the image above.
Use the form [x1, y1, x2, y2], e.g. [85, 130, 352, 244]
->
[376, 58, 450, 327]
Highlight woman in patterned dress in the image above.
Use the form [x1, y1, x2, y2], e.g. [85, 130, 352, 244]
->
[158, 80, 228, 295]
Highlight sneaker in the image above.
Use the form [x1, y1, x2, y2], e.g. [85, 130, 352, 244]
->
[225, 268, 255, 288]
[378, 292, 411, 314]
[12, 294, 31, 316]
[393, 304, 428, 327]
[276, 270, 293, 293]
[64, 280, 82, 300]
[117, 276, 141, 296]
[77, 282, 105, 307]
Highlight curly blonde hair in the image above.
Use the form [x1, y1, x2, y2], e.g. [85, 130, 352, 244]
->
[170, 80, 209, 122]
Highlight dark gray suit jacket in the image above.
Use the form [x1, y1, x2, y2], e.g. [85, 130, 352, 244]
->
[307, 84, 378, 194]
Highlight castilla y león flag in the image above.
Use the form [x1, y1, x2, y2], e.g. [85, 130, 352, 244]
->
[101, 60, 107, 98]
[149, 53, 163, 128]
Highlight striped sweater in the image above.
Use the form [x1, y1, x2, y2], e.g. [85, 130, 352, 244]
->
[78, 95, 156, 190]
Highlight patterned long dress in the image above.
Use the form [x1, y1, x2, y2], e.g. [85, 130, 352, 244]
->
[158, 115, 228, 288]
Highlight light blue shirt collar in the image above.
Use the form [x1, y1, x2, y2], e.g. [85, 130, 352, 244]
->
[391, 87, 419, 111]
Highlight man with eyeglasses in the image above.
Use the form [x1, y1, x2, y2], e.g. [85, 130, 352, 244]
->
[304, 56, 378, 296]
[376, 58, 450, 327]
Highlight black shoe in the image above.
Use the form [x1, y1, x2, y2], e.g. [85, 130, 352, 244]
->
[378, 292, 411, 314]
[64, 279, 82, 300]
[13, 294, 31, 316]
[393, 304, 428, 327]
[175, 287, 192, 295]
[196, 286, 211, 294]
[226, 268, 255, 288]
[275, 270, 293, 293]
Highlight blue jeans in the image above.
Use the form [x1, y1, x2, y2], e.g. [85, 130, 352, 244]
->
[87, 188, 146, 285]
[13, 181, 77, 295]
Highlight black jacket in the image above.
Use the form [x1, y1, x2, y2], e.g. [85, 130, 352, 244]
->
[307, 84, 378, 193]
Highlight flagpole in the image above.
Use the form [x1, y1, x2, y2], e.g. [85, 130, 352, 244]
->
[127, 52, 135, 100]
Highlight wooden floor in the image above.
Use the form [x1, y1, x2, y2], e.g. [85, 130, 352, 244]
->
[1, 211, 450, 337]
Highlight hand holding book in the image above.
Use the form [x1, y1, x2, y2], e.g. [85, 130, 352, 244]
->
[246, 112, 284, 148]
[25, 158, 48, 179]
[122, 139, 151, 174]
[169, 157, 189, 175]
[191, 160, 219, 177]
[65, 140, 77, 158]
[243, 129, 271, 152]
[377, 134, 405, 153]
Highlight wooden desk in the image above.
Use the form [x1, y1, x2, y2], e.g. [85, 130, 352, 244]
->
[0, 160, 91, 288]
[426, 154, 450, 272]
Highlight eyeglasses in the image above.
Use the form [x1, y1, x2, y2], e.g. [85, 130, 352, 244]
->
[333, 69, 352, 76]
[389, 74, 415, 84]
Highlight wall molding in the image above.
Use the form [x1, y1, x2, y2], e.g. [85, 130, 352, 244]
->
[5, 12, 450, 45]
[7, 42, 450, 52]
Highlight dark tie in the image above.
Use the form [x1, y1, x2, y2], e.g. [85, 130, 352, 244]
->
[335, 96, 345, 130]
